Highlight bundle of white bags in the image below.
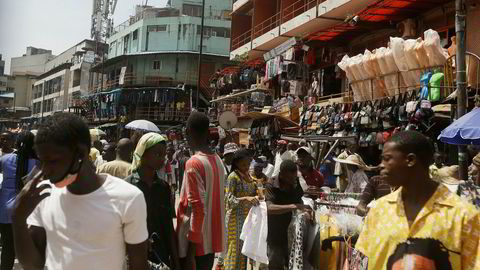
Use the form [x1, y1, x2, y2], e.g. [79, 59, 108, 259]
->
[338, 29, 449, 101]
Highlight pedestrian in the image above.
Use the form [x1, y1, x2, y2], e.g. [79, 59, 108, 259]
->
[0, 132, 14, 156]
[272, 140, 293, 178]
[0, 131, 39, 270]
[177, 112, 226, 270]
[12, 112, 149, 270]
[97, 138, 134, 179]
[126, 133, 180, 269]
[102, 142, 117, 163]
[333, 154, 371, 193]
[251, 157, 269, 186]
[224, 149, 259, 270]
[265, 160, 311, 270]
[296, 146, 324, 189]
[356, 131, 480, 269]
[355, 175, 392, 216]
[222, 142, 239, 175]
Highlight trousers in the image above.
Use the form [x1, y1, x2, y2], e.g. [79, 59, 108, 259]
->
[0, 223, 15, 270]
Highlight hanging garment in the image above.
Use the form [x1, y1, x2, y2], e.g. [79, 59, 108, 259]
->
[240, 201, 269, 265]
[287, 211, 315, 270]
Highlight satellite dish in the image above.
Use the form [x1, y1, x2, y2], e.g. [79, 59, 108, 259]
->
[218, 111, 238, 130]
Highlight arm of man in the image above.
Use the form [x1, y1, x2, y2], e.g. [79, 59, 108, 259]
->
[13, 173, 50, 270]
[12, 224, 46, 270]
[356, 177, 376, 216]
[126, 241, 149, 270]
[123, 192, 149, 270]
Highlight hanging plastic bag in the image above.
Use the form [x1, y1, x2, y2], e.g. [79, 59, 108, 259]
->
[429, 72, 444, 101]
[420, 72, 433, 100]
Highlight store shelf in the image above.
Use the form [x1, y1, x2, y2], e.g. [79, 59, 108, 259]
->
[210, 88, 272, 103]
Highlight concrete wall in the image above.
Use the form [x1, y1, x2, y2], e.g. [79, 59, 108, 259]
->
[10, 53, 53, 76]
[10, 75, 36, 108]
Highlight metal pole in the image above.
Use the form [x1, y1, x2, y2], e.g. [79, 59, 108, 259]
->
[196, 0, 206, 109]
[455, 0, 468, 180]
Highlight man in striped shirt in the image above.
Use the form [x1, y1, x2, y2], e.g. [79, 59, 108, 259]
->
[177, 112, 226, 270]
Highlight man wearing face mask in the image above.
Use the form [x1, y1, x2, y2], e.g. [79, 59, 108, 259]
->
[11, 113, 149, 270]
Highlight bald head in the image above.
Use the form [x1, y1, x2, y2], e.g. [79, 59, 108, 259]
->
[117, 138, 133, 162]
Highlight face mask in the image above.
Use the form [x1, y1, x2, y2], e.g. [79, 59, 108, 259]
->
[51, 154, 83, 188]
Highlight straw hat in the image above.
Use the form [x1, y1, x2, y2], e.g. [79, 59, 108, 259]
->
[473, 153, 480, 167]
[333, 154, 375, 171]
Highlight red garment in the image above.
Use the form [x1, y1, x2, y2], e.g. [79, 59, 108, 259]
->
[300, 168, 324, 188]
[176, 153, 227, 257]
[165, 161, 172, 173]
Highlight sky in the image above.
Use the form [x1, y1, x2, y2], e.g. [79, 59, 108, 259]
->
[0, 0, 168, 74]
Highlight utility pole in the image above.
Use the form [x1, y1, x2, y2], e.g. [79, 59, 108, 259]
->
[196, 0, 206, 109]
[456, 0, 468, 180]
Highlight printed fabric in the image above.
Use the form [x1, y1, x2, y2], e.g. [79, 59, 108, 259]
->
[457, 180, 480, 209]
[240, 201, 269, 265]
[288, 211, 316, 270]
[356, 185, 480, 270]
[224, 171, 258, 270]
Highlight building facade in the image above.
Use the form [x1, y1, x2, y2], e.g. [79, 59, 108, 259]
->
[86, 0, 233, 124]
[31, 40, 106, 118]
[10, 47, 54, 76]
[0, 54, 5, 76]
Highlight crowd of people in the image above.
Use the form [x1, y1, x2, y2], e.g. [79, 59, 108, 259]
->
[0, 111, 479, 270]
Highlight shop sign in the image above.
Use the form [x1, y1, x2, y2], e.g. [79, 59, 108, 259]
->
[264, 37, 299, 61]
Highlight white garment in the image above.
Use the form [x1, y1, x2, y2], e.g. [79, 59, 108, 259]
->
[272, 151, 294, 178]
[240, 201, 269, 265]
[27, 175, 148, 270]
[262, 164, 274, 179]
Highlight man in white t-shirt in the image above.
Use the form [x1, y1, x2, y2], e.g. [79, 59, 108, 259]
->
[12, 113, 149, 270]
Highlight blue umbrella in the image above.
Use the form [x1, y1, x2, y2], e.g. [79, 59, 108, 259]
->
[438, 107, 480, 145]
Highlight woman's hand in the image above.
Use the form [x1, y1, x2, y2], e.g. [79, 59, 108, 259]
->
[244, 196, 260, 206]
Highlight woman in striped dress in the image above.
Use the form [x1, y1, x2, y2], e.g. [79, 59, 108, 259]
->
[224, 149, 259, 270]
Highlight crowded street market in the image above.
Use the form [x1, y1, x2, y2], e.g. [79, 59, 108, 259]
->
[1, 0, 480, 269]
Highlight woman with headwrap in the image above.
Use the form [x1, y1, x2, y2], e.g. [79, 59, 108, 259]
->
[125, 132, 180, 269]
[224, 149, 259, 270]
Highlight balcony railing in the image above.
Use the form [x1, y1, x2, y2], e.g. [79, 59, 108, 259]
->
[282, 0, 318, 23]
[231, 29, 252, 51]
[253, 12, 281, 39]
[90, 72, 175, 93]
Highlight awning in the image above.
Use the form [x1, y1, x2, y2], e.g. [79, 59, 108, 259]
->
[307, 0, 452, 43]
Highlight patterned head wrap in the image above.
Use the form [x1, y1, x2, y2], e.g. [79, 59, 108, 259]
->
[131, 132, 167, 171]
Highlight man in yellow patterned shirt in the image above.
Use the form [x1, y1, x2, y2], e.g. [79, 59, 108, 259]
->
[356, 131, 479, 270]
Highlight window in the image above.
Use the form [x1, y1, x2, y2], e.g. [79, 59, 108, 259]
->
[147, 25, 167, 32]
[133, 30, 138, 40]
[196, 26, 230, 38]
[183, 4, 202, 17]
[153, 60, 162, 70]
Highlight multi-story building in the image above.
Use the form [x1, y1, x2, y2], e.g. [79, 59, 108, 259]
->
[0, 54, 5, 76]
[31, 40, 106, 119]
[87, 0, 232, 124]
[228, 0, 480, 99]
[10, 47, 54, 76]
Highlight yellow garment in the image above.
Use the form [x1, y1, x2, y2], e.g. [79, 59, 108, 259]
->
[316, 214, 341, 270]
[97, 160, 132, 179]
[90, 148, 100, 162]
[356, 185, 480, 270]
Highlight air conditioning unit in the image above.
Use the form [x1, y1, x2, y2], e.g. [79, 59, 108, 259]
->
[397, 19, 416, 38]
